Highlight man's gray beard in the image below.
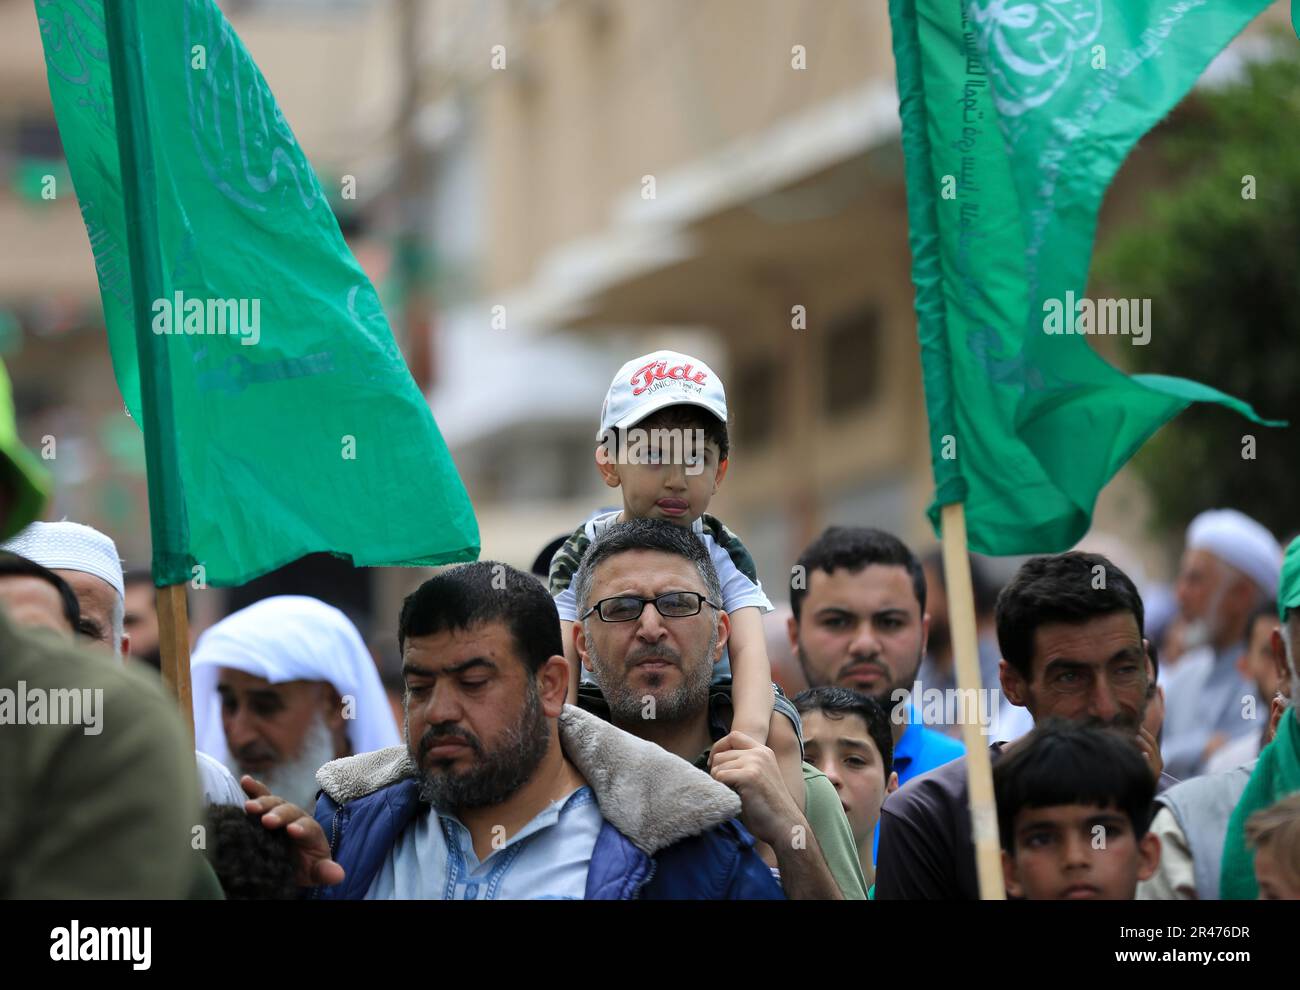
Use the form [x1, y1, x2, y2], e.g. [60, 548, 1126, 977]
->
[407, 681, 551, 812]
[1183, 578, 1231, 652]
[1181, 618, 1213, 652]
[225, 713, 335, 811]
[586, 621, 717, 725]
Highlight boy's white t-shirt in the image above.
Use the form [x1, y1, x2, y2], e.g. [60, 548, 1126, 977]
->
[552, 510, 773, 622]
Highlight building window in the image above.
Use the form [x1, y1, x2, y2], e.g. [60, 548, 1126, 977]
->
[824, 305, 882, 415]
[732, 357, 779, 450]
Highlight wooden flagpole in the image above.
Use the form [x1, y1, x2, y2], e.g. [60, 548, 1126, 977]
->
[940, 502, 1006, 900]
[104, 0, 193, 739]
[157, 584, 194, 741]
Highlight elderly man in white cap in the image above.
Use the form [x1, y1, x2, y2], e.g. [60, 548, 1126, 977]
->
[1162, 509, 1283, 780]
[192, 595, 400, 810]
[1140, 534, 1300, 900]
[2, 519, 127, 656]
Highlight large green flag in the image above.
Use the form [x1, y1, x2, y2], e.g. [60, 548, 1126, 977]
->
[0, 360, 49, 540]
[35, 0, 478, 585]
[890, 0, 1282, 555]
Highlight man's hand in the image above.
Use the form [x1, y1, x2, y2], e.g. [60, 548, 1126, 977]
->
[710, 731, 843, 899]
[709, 728, 765, 759]
[1136, 726, 1164, 780]
[709, 731, 802, 847]
[241, 776, 345, 888]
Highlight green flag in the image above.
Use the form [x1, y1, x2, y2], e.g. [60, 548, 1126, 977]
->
[35, 0, 478, 585]
[0, 360, 49, 540]
[890, 0, 1282, 555]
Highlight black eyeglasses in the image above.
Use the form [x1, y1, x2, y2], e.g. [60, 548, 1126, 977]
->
[580, 591, 721, 623]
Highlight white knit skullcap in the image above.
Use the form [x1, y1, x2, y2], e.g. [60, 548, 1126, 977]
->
[1, 520, 126, 602]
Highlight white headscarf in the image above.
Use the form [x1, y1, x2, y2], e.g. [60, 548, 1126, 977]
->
[1186, 509, 1282, 598]
[191, 595, 399, 765]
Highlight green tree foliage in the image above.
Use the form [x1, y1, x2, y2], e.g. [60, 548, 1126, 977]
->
[1096, 45, 1300, 541]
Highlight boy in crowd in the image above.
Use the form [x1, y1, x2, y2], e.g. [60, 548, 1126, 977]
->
[994, 720, 1161, 900]
[549, 350, 803, 805]
[1247, 794, 1300, 900]
[794, 686, 897, 886]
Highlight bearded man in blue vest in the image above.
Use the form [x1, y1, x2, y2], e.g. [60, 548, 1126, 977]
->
[242, 561, 782, 900]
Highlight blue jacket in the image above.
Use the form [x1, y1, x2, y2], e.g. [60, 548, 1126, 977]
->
[310, 706, 784, 900]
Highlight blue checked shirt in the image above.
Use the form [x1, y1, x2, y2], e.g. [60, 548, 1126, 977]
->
[364, 786, 604, 900]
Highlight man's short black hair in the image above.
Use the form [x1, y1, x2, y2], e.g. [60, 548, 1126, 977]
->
[398, 561, 561, 674]
[572, 517, 722, 617]
[793, 685, 894, 777]
[0, 550, 80, 632]
[791, 527, 926, 622]
[994, 719, 1156, 853]
[206, 805, 298, 900]
[995, 552, 1145, 680]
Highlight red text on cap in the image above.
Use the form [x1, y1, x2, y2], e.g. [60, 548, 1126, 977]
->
[629, 360, 708, 396]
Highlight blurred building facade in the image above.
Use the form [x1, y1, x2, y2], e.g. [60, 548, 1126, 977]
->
[0, 0, 1292, 654]
[412, 0, 1293, 595]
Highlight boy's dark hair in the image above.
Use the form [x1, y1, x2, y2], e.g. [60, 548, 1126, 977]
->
[572, 518, 722, 617]
[0, 551, 81, 631]
[792, 686, 894, 777]
[603, 405, 730, 463]
[993, 719, 1155, 853]
[398, 561, 561, 674]
[206, 805, 299, 900]
[995, 552, 1144, 680]
[791, 527, 926, 622]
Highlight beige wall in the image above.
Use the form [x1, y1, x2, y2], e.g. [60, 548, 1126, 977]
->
[458, 0, 1294, 583]
[481, 0, 893, 293]
[4, 0, 1292, 592]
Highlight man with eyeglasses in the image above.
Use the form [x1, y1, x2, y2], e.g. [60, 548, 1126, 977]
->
[243, 560, 784, 899]
[572, 518, 866, 898]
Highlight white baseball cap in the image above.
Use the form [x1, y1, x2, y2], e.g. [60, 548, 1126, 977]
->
[597, 350, 728, 441]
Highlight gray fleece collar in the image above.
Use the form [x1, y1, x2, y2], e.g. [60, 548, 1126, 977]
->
[315, 704, 741, 855]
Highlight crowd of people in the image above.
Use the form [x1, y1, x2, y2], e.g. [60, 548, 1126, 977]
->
[1, 350, 1297, 901]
